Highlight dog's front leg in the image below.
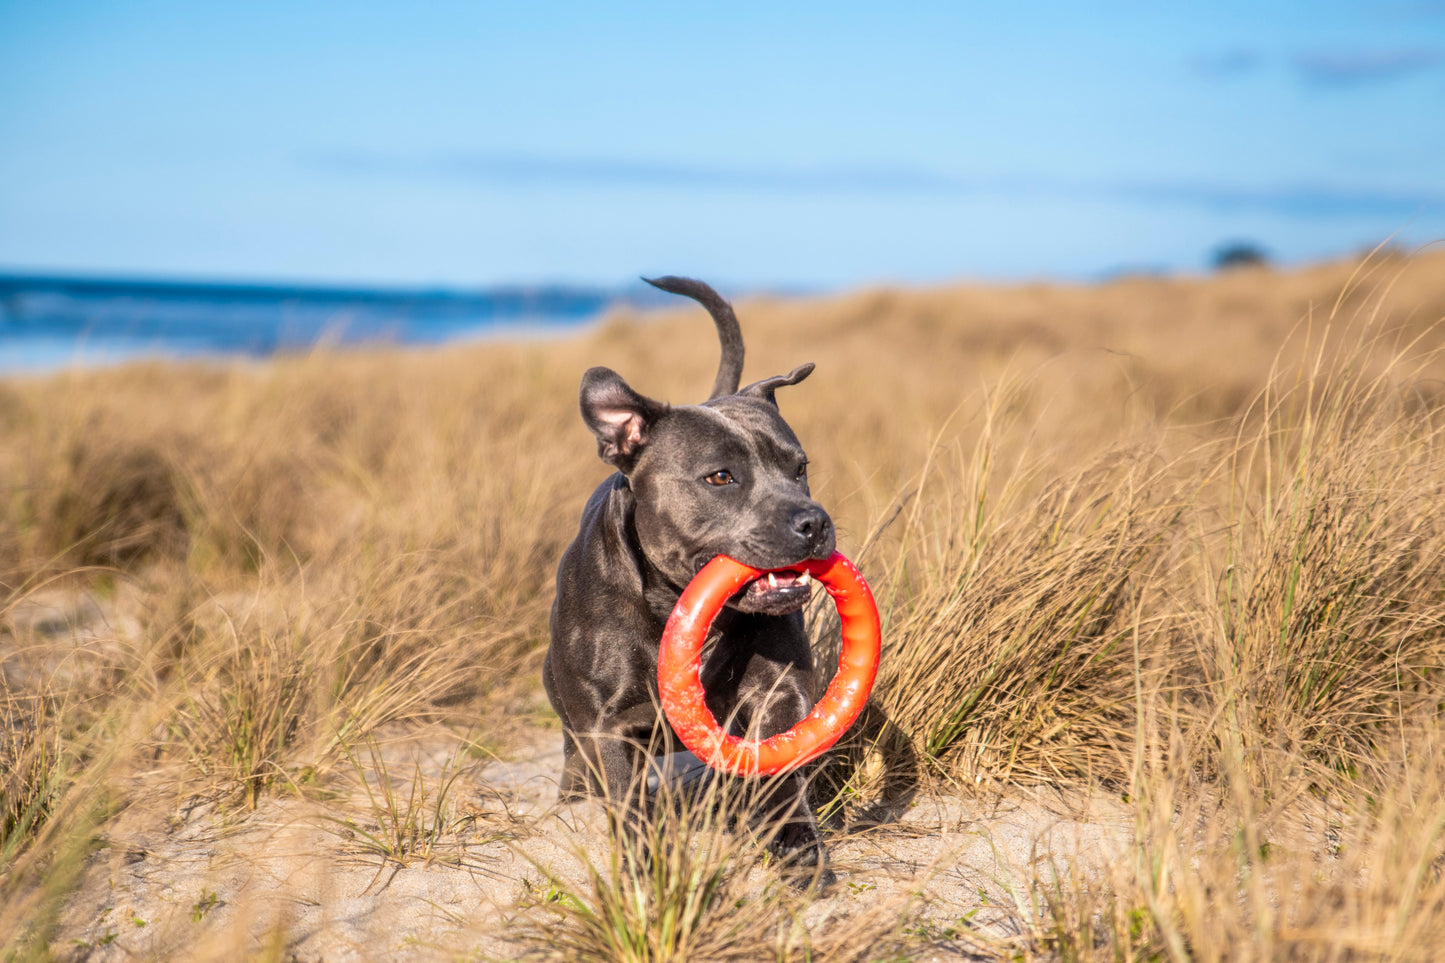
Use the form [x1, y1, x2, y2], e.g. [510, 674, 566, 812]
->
[571, 702, 667, 855]
[743, 682, 835, 890]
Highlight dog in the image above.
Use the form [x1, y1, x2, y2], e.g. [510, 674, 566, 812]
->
[543, 276, 836, 885]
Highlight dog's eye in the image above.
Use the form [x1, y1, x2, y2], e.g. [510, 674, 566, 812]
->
[703, 470, 735, 486]
[795, 462, 808, 480]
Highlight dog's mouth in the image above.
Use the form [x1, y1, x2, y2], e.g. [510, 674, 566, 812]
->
[730, 569, 814, 615]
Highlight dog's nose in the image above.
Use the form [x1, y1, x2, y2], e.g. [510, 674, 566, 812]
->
[790, 506, 834, 557]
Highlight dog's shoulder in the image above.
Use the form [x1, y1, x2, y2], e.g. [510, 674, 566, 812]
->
[570, 472, 634, 559]
[553, 473, 645, 610]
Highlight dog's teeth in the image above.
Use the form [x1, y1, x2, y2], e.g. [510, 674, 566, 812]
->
[798, 571, 811, 586]
[767, 573, 779, 589]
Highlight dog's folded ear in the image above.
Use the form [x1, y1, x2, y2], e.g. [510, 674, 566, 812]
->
[580, 367, 670, 468]
[738, 362, 815, 406]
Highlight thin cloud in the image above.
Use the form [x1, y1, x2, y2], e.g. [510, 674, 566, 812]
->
[1372, 1, 1445, 20]
[1104, 181, 1439, 220]
[1190, 49, 1263, 79]
[316, 150, 974, 195]
[1294, 47, 1444, 85]
[310, 150, 1442, 221]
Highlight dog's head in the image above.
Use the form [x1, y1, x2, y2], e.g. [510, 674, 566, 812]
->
[579, 363, 835, 615]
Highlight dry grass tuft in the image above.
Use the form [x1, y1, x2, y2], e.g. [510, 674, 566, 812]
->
[1205, 334, 1445, 787]
[515, 767, 920, 963]
[829, 429, 1183, 795]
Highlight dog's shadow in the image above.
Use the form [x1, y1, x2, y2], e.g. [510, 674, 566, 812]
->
[806, 597, 921, 830]
[816, 702, 922, 831]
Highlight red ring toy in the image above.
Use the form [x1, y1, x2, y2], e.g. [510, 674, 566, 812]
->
[658, 551, 881, 776]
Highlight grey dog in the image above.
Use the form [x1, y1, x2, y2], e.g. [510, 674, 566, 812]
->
[543, 276, 836, 884]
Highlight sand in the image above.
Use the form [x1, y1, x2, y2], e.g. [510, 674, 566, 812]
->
[46, 724, 1134, 961]
[10, 589, 1132, 961]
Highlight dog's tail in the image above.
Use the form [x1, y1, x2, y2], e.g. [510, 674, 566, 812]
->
[642, 276, 744, 400]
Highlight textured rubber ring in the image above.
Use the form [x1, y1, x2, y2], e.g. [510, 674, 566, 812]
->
[657, 551, 881, 776]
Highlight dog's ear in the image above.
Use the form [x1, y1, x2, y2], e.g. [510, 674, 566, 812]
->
[738, 362, 815, 406]
[580, 367, 669, 468]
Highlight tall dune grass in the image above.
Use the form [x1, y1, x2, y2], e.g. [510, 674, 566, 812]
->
[3, 249, 1445, 958]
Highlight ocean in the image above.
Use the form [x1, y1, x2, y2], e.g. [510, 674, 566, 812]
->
[0, 274, 630, 375]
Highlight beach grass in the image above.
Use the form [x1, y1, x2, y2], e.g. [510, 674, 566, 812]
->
[3, 247, 1445, 959]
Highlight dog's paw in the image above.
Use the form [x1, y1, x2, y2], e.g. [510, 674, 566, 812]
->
[791, 861, 837, 893]
[769, 824, 834, 893]
[778, 852, 836, 893]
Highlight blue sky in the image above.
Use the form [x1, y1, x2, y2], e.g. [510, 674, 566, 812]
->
[1, 1, 1442, 289]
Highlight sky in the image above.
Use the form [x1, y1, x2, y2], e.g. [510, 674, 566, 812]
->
[1, 1, 1443, 290]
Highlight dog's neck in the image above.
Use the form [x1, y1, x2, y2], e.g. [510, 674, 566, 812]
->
[619, 496, 741, 638]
